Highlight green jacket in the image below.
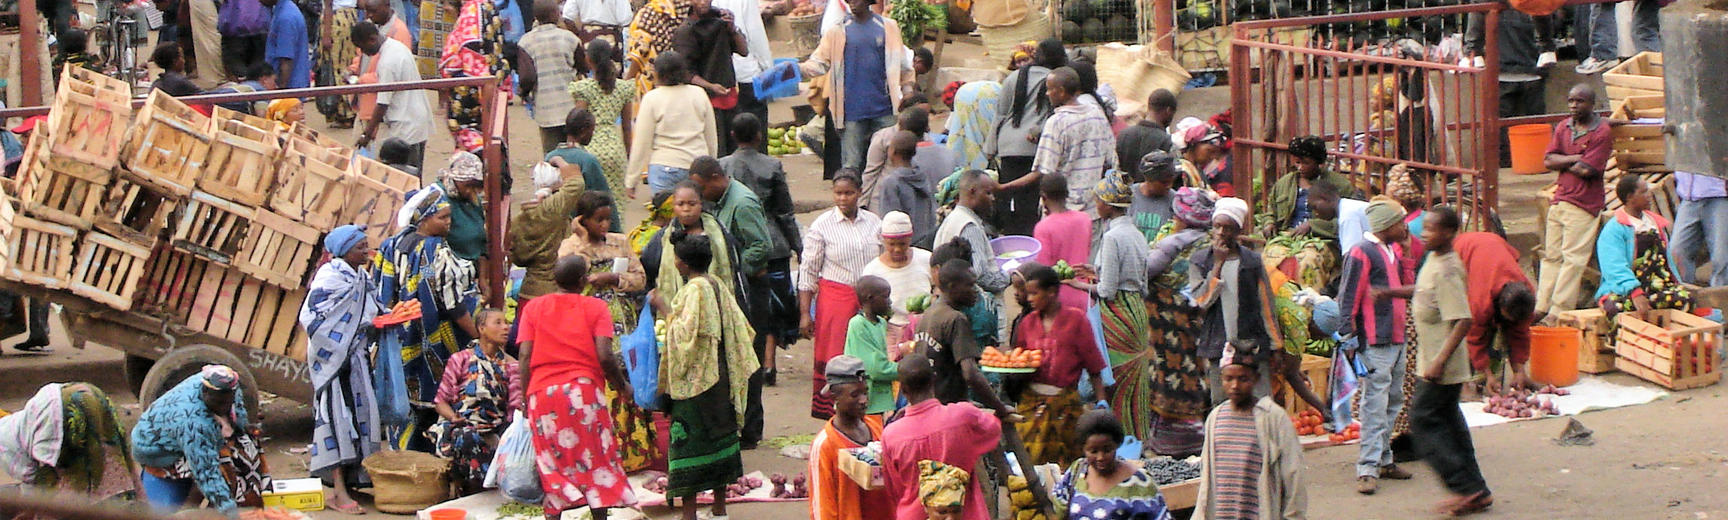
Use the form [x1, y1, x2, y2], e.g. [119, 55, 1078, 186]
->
[844, 313, 899, 415]
[509, 175, 586, 298]
[443, 182, 489, 261]
[1265, 168, 1360, 237]
[713, 179, 773, 275]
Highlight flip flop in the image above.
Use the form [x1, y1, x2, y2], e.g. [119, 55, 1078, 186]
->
[328, 500, 365, 515]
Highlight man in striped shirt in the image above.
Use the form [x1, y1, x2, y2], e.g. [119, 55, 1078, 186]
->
[1338, 200, 1419, 495]
[1197, 352, 1306, 519]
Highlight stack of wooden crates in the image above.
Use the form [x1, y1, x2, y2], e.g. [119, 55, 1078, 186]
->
[0, 67, 422, 363]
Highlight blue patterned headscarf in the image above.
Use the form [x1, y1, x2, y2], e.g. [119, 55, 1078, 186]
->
[396, 185, 452, 229]
[324, 225, 367, 256]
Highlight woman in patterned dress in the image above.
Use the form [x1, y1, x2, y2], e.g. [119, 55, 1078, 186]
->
[427, 309, 521, 496]
[556, 191, 662, 472]
[316, 0, 360, 127]
[1051, 411, 1173, 520]
[570, 38, 635, 200]
[0, 383, 140, 503]
[439, 0, 511, 153]
[1142, 187, 1214, 457]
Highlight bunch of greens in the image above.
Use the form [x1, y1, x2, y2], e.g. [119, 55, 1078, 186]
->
[889, 0, 947, 44]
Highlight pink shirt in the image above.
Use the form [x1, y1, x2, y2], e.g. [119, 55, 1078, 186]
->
[881, 399, 1002, 520]
[434, 347, 524, 415]
[1033, 209, 1093, 311]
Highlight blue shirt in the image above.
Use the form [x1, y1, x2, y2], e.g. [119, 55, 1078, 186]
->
[494, 0, 525, 43]
[841, 15, 891, 122]
[265, 1, 310, 88]
[131, 374, 250, 517]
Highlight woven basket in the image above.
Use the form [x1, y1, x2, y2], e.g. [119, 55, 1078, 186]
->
[362, 450, 451, 513]
[789, 12, 824, 57]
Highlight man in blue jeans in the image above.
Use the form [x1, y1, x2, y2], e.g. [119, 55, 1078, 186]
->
[1338, 200, 1418, 495]
[1575, 0, 1662, 75]
[800, 0, 911, 173]
[1671, 171, 1728, 288]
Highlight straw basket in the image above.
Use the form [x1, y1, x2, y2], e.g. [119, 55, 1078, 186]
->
[789, 12, 824, 58]
[362, 450, 450, 513]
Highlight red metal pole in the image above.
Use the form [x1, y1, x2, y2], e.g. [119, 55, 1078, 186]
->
[1481, 6, 1502, 217]
[1152, 0, 1175, 54]
[19, 0, 43, 106]
[480, 80, 509, 310]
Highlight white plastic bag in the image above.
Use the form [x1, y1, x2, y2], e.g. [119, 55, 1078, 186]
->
[485, 412, 543, 504]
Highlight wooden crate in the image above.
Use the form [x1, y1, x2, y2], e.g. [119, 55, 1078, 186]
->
[1604, 51, 1663, 103]
[288, 121, 347, 152]
[342, 157, 420, 246]
[0, 193, 14, 267]
[171, 191, 255, 264]
[44, 66, 132, 172]
[1277, 354, 1331, 415]
[1614, 309, 1721, 390]
[270, 136, 352, 229]
[1610, 94, 1665, 120]
[1554, 309, 1615, 374]
[125, 90, 212, 196]
[2, 215, 78, 288]
[93, 172, 179, 246]
[133, 247, 211, 321]
[236, 210, 321, 289]
[1612, 123, 1666, 170]
[13, 131, 111, 229]
[199, 107, 283, 206]
[69, 232, 152, 311]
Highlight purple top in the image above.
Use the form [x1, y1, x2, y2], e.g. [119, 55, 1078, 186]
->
[1675, 171, 1727, 201]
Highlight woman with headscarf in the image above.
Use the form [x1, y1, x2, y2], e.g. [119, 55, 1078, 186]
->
[555, 191, 661, 472]
[264, 98, 305, 131]
[1142, 187, 1215, 457]
[917, 460, 969, 520]
[1062, 174, 1154, 440]
[299, 225, 382, 514]
[1266, 135, 1361, 237]
[654, 231, 758, 520]
[0, 383, 140, 504]
[627, 190, 677, 256]
[428, 308, 520, 495]
[439, 151, 491, 262]
[640, 182, 742, 301]
[944, 80, 1002, 172]
[860, 211, 933, 345]
[990, 38, 1066, 236]
[131, 366, 265, 518]
[1177, 123, 1225, 194]
[510, 162, 586, 307]
[624, 0, 690, 100]
[376, 186, 482, 452]
[438, 0, 511, 153]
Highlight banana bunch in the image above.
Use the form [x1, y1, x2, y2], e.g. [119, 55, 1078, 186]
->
[1006, 476, 1046, 520]
[654, 319, 668, 345]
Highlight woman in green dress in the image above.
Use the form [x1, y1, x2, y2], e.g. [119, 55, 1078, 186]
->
[570, 38, 636, 200]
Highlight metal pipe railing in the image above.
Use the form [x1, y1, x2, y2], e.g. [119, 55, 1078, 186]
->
[0, 76, 498, 119]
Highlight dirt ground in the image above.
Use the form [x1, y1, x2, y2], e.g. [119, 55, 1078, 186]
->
[1, 23, 1717, 520]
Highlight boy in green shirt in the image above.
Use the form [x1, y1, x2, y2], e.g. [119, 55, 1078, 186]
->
[845, 276, 899, 415]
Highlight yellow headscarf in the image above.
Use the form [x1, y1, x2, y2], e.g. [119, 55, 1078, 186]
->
[265, 98, 302, 125]
[918, 460, 970, 510]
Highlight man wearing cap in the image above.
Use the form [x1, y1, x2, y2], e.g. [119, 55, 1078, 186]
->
[132, 365, 252, 518]
[1129, 151, 1180, 243]
[809, 355, 894, 520]
[1337, 199, 1419, 495]
[0, 115, 52, 353]
[299, 225, 382, 514]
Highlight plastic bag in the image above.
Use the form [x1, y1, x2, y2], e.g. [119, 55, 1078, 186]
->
[1116, 436, 1143, 460]
[486, 412, 543, 504]
[373, 328, 410, 435]
[621, 298, 661, 410]
[1328, 337, 1360, 433]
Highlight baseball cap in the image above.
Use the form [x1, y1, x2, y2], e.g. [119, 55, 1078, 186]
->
[11, 115, 46, 135]
[822, 355, 867, 395]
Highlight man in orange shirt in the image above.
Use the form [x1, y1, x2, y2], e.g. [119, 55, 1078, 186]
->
[352, 0, 415, 123]
[809, 355, 894, 520]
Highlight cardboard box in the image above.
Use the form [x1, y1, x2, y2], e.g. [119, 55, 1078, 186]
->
[838, 445, 884, 490]
[261, 477, 325, 512]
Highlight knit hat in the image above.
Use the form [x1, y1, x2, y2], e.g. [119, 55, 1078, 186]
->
[880, 211, 914, 239]
[1365, 199, 1408, 233]
[1214, 197, 1249, 228]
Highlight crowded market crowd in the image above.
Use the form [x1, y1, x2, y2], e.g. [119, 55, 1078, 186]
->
[3, 0, 1723, 517]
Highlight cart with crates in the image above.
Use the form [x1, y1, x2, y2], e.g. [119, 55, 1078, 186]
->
[0, 67, 509, 410]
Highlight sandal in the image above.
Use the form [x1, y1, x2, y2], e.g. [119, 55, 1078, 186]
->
[328, 500, 365, 515]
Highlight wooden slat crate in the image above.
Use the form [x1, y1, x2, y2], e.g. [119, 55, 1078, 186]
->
[1615, 309, 1721, 390]
[1610, 94, 1665, 120]
[270, 136, 351, 229]
[342, 159, 418, 247]
[125, 90, 212, 195]
[1555, 309, 1615, 374]
[1277, 354, 1331, 415]
[13, 131, 111, 229]
[236, 210, 321, 289]
[133, 247, 211, 321]
[0, 193, 15, 267]
[93, 172, 178, 246]
[289, 121, 346, 152]
[1611, 123, 1666, 170]
[187, 264, 239, 336]
[69, 232, 152, 311]
[2, 215, 78, 288]
[1603, 52, 1663, 103]
[199, 107, 282, 206]
[172, 191, 255, 264]
[44, 66, 132, 171]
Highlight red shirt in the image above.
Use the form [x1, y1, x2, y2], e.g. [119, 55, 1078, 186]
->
[518, 293, 616, 393]
[881, 400, 1001, 520]
[1453, 232, 1532, 371]
[1013, 306, 1106, 388]
[1545, 117, 1612, 213]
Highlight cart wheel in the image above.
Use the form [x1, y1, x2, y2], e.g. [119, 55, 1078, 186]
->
[138, 344, 261, 415]
[124, 354, 153, 397]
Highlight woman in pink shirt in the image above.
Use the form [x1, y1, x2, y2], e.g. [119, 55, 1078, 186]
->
[1032, 175, 1092, 311]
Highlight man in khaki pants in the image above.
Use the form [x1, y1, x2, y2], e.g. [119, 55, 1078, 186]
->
[1534, 85, 1611, 322]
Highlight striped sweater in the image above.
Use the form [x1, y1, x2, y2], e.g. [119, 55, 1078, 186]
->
[1337, 235, 1418, 346]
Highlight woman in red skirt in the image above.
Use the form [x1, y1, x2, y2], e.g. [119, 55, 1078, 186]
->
[797, 172, 883, 419]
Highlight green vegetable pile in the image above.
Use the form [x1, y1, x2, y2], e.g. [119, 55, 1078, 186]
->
[906, 293, 932, 314]
[1053, 260, 1076, 281]
[763, 433, 818, 449]
[495, 502, 541, 519]
[888, 0, 946, 44]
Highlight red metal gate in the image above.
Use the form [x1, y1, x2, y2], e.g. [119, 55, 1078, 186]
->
[1229, 3, 1503, 228]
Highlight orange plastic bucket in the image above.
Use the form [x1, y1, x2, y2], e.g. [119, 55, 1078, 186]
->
[1508, 124, 1552, 175]
[428, 509, 466, 520]
[1529, 326, 1581, 387]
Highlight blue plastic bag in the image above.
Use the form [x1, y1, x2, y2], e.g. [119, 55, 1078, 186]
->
[373, 328, 411, 436]
[1328, 335, 1361, 433]
[621, 298, 661, 410]
[1116, 435, 1144, 460]
[754, 59, 803, 102]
